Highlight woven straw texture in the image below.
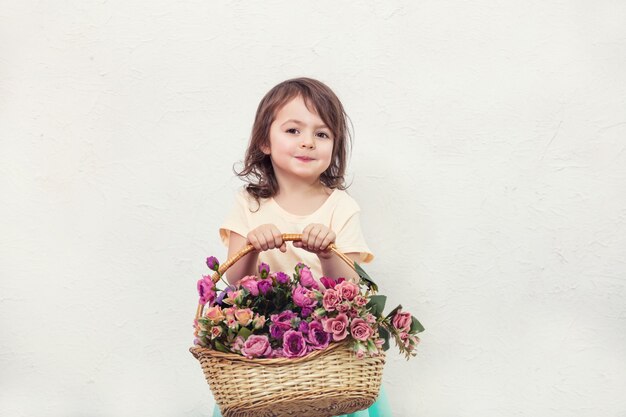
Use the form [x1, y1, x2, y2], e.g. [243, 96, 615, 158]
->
[190, 342, 385, 417]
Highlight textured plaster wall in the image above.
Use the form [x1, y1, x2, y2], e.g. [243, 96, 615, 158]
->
[1, 1, 625, 416]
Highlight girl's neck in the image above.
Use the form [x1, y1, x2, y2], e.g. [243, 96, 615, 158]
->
[274, 176, 329, 199]
[273, 177, 332, 216]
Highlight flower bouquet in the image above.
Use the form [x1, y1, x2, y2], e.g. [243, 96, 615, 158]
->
[190, 235, 424, 417]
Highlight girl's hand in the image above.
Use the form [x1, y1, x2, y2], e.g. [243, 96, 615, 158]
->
[247, 224, 287, 253]
[293, 223, 336, 259]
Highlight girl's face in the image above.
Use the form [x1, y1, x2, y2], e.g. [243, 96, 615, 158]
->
[263, 96, 334, 186]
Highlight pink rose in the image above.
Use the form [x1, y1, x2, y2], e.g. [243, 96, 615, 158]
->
[223, 307, 235, 321]
[197, 275, 216, 305]
[336, 302, 351, 314]
[353, 341, 367, 359]
[392, 311, 412, 332]
[322, 313, 349, 341]
[292, 286, 317, 308]
[239, 275, 259, 296]
[210, 326, 223, 338]
[307, 320, 330, 350]
[223, 290, 243, 305]
[235, 308, 253, 326]
[400, 331, 410, 348]
[241, 335, 272, 358]
[354, 295, 368, 307]
[335, 281, 359, 301]
[322, 289, 340, 311]
[252, 314, 266, 329]
[350, 318, 373, 341]
[231, 335, 245, 353]
[204, 305, 225, 322]
[299, 267, 319, 289]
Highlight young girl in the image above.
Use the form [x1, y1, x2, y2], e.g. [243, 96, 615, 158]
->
[215, 77, 392, 417]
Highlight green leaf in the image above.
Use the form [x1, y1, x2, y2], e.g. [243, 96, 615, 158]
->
[385, 304, 403, 320]
[237, 327, 252, 340]
[354, 262, 378, 292]
[378, 325, 390, 351]
[214, 340, 231, 354]
[410, 316, 425, 333]
[366, 295, 387, 318]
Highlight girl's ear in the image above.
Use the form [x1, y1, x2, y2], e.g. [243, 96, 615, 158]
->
[261, 143, 271, 155]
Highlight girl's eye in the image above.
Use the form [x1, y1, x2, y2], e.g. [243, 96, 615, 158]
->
[317, 132, 331, 139]
[286, 128, 299, 134]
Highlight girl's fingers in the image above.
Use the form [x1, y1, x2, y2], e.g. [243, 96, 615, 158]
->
[319, 233, 334, 251]
[313, 230, 328, 251]
[261, 229, 276, 250]
[257, 232, 269, 251]
[248, 233, 263, 252]
[306, 225, 322, 250]
[271, 226, 284, 249]
[279, 242, 287, 252]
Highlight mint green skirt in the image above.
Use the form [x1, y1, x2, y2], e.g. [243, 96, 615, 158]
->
[211, 385, 392, 417]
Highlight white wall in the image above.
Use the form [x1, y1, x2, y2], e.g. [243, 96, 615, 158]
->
[1, 1, 625, 416]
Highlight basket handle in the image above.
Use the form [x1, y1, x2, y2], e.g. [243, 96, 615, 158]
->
[210, 233, 356, 284]
[196, 234, 357, 319]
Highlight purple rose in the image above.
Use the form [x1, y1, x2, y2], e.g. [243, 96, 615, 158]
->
[307, 321, 330, 350]
[258, 262, 270, 279]
[272, 310, 295, 327]
[274, 271, 290, 285]
[292, 286, 317, 308]
[299, 267, 319, 289]
[197, 275, 215, 305]
[206, 256, 219, 271]
[257, 279, 273, 296]
[283, 330, 307, 358]
[270, 323, 285, 339]
[241, 335, 272, 358]
[298, 320, 309, 334]
[300, 307, 313, 318]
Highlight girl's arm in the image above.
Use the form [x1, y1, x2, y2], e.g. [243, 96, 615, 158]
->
[223, 232, 259, 286]
[318, 252, 361, 283]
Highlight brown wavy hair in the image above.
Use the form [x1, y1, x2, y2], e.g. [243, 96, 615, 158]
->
[235, 77, 352, 205]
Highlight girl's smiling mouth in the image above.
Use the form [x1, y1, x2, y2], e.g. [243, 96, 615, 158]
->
[295, 156, 314, 162]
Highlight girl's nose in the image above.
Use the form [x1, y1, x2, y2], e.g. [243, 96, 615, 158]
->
[300, 134, 315, 149]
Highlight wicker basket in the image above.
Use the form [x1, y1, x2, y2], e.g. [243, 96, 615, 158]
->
[190, 234, 385, 417]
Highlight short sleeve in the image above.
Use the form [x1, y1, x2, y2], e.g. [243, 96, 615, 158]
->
[335, 211, 374, 263]
[219, 190, 250, 247]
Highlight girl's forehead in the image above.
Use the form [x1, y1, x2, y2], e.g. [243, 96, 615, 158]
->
[274, 96, 324, 124]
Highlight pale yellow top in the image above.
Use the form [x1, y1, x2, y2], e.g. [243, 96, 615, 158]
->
[219, 187, 374, 279]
